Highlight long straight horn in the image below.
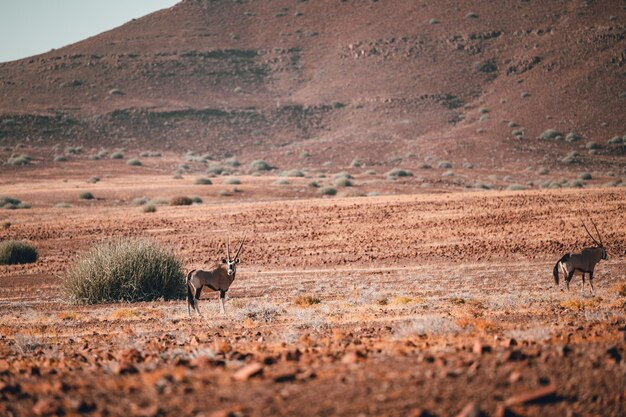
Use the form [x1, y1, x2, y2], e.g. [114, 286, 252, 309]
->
[226, 234, 232, 261]
[591, 219, 604, 246]
[582, 221, 599, 246]
[234, 233, 247, 259]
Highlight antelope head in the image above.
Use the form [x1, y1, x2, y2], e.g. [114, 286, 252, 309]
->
[582, 219, 608, 260]
[221, 234, 246, 276]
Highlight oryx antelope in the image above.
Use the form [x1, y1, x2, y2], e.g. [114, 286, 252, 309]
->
[553, 220, 608, 296]
[186, 234, 246, 315]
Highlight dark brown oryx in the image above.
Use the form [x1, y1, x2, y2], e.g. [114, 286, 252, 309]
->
[186, 234, 246, 315]
[553, 220, 607, 296]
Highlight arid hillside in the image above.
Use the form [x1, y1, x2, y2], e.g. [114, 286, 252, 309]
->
[0, 0, 625, 171]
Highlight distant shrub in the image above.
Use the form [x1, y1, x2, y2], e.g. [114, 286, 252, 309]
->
[149, 197, 169, 206]
[54, 155, 68, 162]
[463, 161, 474, 169]
[537, 167, 549, 175]
[334, 177, 353, 187]
[586, 141, 600, 150]
[319, 187, 337, 196]
[0, 240, 38, 265]
[520, 91, 530, 98]
[194, 177, 213, 185]
[190, 196, 203, 204]
[7, 154, 32, 166]
[249, 159, 272, 172]
[64, 239, 184, 304]
[442, 170, 455, 177]
[568, 180, 584, 188]
[87, 176, 100, 184]
[579, 172, 592, 180]
[300, 150, 311, 159]
[506, 184, 529, 191]
[565, 132, 581, 142]
[438, 161, 452, 169]
[110, 152, 124, 160]
[0, 196, 30, 210]
[474, 183, 493, 190]
[170, 196, 193, 206]
[55, 202, 72, 208]
[418, 163, 432, 169]
[273, 179, 290, 185]
[465, 12, 478, 19]
[223, 177, 241, 185]
[79, 192, 94, 200]
[561, 151, 580, 164]
[428, 18, 439, 24]
[127, 159, 142, 166]
[351, 159, 363, 168]
[364, 170, 377, 175]
[281, 169, 305, 177]
[218, 190, 233, 197]
[142, 204, 156, 213]
[131, 197, 148, 206]
[333, 171, 353, 180]
[294, 295, 321, 307]
[308, 181, 320, 188]
[539, 129, 563, 140]
[387, 168, 413, 179]
[224, 157, 240, 167]
[608, 136, 623, 145]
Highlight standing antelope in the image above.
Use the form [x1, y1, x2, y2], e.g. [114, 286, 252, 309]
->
[553, 220, 608, 296]
[186, 234, 246, 315]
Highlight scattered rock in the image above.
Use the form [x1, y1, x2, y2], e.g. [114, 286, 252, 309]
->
[456, 402, 486, 417]
[233, 362, 264, 381]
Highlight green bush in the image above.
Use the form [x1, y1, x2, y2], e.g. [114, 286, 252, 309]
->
[319, 187, 337, 196]
[608, 136, 623, 145]
[438, 161, 452, 169]
[143, 204, 157, 213]
[0, 196, 30, 209]
[194, 177, 213, 185]
[131, 197, 148, 206]
[586, 141, 600, 150]
[64, 239, 184, 304]
[110, 152, 124, 160]
[281, 169, 305, 177]
[579, 172, 592, 180]
[0, 240, 38, 265]
[87, 176, 100, 184]
[170, 196, 193, 206]
[8, 154, 32, 166]
[54, 155, 68, 162]
[249, 160, 272, 172]
[387, 168, 414, 179]
[79, 192, 94, 200]
[539, 129, 563, 140]
[334, 177, 353, 187]
[127, 159, 142, 166]
[223, 177, 241, 185]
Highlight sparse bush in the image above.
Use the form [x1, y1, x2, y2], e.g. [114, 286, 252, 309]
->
[190, 196, 203, 204]
[65, 146, 83, 155]
[539, 129, 563, 140]
[281, 169, 305, 177]
[365, 170, 377, 175]
[561, 151, 580, 164]
[586, 141, 600, 150]
[224, 157, 240, 167]
[442, 170, 454, 177]
[64, 239, 184, 304]
[351, 159, 363, 168]
[79, 192, 94, 200]
[419, 163, 432, 169]
[565, 132, 581, 142]
[387, 168, 414, 179]
[520, 91, 530, 98]
[218, 190, 233, 197]
[87, 176, 100, 184]
[149, 197, 169, 206]
[319, 187, 337, 196]
[438, 161, 452, 169]
[474, 183, 493, 190]
[170, 196, 193, 206]
[428, 18, 439, 24]
[54, 155, 68, 162]
[537, 167, 549, 175]
[127, 159, 142, 166]
[110, 152, 124, 160]
[143, 204, 156, 213]
[223, 177, 241, 185]
[7, 154, 32, 166]
[333, 171, 353, 180]
[273, 179, 290, 185]
[2, 222, 11, 229]
[249, 159, 272, 172]
[465, 12, 478, 19]
[334, 177, 353, 187]
[0, 240, 38, 265]
[308, 181, 320, 188]
[55, 202, 72, 208]
[131, 197, 148, 206]
[294, 295, 321, 307]
[0, 196, 30, 209]
[608, 136, 623, 145]
[506, 184, 528, 191]
[568, 180, 584, 188]
[300, 150, 311, 159]
[579, 172, 592, 180]
[194, 177, 213, 185]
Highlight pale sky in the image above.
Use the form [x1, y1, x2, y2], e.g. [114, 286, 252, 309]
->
[0, 0, 180, 63]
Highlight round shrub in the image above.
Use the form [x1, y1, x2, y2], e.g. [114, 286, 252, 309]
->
[8, 154, 32, 166]
[0, 196, 30, 209]
[387, 168, 414, 179]
[127, 159, 142, 166]
[194, 177, 213, 185]
[110, 152, 124, 160]
[281, 169, 305, 178]
[54, 155, 68, 162]
[579, 172, 592, 180]
[0, 240, 38, 265]
[223, 177, 242, 185]
[142, 204, 157, 213]
[273, 179, 290, 185]
[79, 192, 94, 200]
[170, 196, 193, 206]
[586, 141, 600, 150]
[438, 161, 452, 169]
[319, 187, 337, 196]
[64, 239, 184, 304]
[249, 159, 272, 172]
[334, 177, 353, 187]
[539, 129, 563, 140]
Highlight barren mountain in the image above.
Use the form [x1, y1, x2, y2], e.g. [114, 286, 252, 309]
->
[0, 0, 625, 170]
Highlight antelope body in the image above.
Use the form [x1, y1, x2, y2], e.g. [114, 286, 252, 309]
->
[553, 221, 607, 296]
[186, 235, 245, 315]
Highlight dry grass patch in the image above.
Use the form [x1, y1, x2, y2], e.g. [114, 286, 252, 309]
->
[294, 294, 322, 307]
[391, 296, 424, 305]
[110, 308, 142, 320]
[560, 298, 600, 311]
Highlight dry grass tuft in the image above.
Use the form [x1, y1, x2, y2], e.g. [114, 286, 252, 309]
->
[560, 298, 599, 311]
[294, 295, 322, 307]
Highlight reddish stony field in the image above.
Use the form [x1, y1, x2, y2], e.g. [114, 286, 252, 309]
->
[0, 155, 624, 417]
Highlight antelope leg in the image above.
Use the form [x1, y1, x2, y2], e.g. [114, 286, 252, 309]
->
[219, 291, 226, 314]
